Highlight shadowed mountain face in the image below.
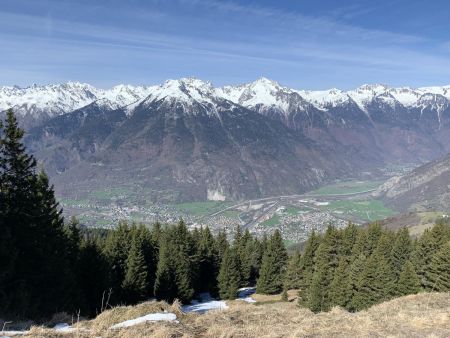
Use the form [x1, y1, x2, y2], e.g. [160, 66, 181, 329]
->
[9, 77, 450, 202]
[374, 154, 450, 212]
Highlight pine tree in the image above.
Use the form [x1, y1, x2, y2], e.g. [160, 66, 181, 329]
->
[284, 250, 302, 290]
[154, 222, 194, 303]
[329, 257, 351, 308]
[122, 234, 149, 303]
[154, 235, 178, 302]
[396, 260, 420, 296]
[0, 110, 74, 318]
[306, 225, 340, 312]
[256, 230, 288, 294]
[352, 251, 394, 310]
[77, 240, 111, 316]
[103, 221, 131, 302]
[217, 247, 241, 299]
[297, 229, 321, 305]
[391, 227, 412, 280]
[346, 253, 366, 312]
[426, 241, 450, 292]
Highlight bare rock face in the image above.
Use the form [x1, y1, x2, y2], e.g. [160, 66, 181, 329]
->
[374, 154, 450, 211]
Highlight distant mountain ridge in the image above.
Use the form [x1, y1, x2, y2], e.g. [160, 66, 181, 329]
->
[3, 77, 450, 202]
[3, 77, 450, 126]
[374, 154, 450, 211]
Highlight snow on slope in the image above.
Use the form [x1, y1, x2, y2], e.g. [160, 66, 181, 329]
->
[110, 312, 178, 329]
[2, 79, 450, 122]
[0, 82, 154, 119]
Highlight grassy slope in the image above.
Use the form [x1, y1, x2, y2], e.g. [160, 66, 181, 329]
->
[24, 292, 450, 337]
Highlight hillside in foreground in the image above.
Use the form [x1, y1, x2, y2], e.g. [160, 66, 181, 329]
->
[9, 292, 450, 338]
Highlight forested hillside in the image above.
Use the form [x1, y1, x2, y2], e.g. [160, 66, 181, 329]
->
[1, 110, 449, 322]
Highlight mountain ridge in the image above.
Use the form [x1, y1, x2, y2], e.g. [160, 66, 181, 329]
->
[3, 77, 450, 202]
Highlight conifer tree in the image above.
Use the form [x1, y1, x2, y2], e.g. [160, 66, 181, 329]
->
[77, 240, 111, 316]
[329, 257, 351, 308]
[122, 232, 149, 303]
[103, 221, 131, 301]
[346, 253, 366, 312]
[391, 227, 412, 279]
[256, 230, 288, 294]
[426, 241, 450, 292]
[297, 229, 321, 303]
[0, 110, 74, 317]
[217, 247, 241, 299]
[396, 260, 420, 296]
[352, 251, 394, 310]
[284, 250, 302, 290]
[306, 225, 340, 312]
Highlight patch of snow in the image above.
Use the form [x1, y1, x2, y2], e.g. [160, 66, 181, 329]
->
[110, 312, 178, 329]
[53, 323, 75, 332]
[182, 293, 228, 314]
[315, 201, 329, 206]
[237, 287, 257, 303]
[0, 331, 26, 337]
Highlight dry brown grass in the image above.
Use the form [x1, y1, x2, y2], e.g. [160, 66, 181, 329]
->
[12, 292, 450, 338]
[251, 289, 299, 303]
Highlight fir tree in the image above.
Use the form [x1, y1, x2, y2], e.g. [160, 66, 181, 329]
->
[217, 247, 241, 299]
[306, 225, 340, 312]
[396, 260, 420, 296]
[256, 230, 288, 294]
[0, 110, 74, 318]
[391, 227, 412, 280]
[122, 233, 149, 303]
[329, 257, 351, 308]
[346, 253, 366, 312]
[426, 241, 450, 292]
[284, 250, 302, 290]
[297, 229, 321, 305]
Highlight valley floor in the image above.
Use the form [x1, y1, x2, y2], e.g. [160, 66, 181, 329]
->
[6, 292, 450, 338]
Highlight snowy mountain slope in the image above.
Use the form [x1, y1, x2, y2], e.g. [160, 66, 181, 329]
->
[3, 78, 450, 126]
[0, 82, 153, 127]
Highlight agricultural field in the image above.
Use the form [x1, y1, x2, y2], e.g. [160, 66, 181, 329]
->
[323, 199, 396, 222]
[173, 201, 232, 217]
[309, 179, 385, 196]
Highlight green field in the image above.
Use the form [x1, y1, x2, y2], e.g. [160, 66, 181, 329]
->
[309, 180, 385, 196]
[324, 199, 396, 221]
[173, 201, 231, 216]
[261, 214, 281, 227]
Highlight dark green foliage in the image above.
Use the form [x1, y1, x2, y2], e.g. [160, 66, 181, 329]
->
[391, 227, 412, 279]
[297, 229, 321, 304]
[154, 221, 195, 303]
[426, 241, 450, 292]
[0, 110, 74, 318]
[396, 260, 420, 296]
[217, 247, 241, 300]
[284, 250, 302, 289]
[256, 230, 288, 294]
[122, 233, 149, 303]
[306, 225, 341, 312]
[329, 257, 351, 308]
[76, 240, 111, 317]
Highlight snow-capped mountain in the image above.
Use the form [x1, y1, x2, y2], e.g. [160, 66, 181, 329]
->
[3, 78, 450, 126]
[0, 82, 153, 127]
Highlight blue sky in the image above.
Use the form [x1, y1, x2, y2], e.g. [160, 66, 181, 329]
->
[1, 0, 450, 89]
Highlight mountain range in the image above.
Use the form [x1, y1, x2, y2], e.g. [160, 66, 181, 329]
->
[2, 77, 450, 202]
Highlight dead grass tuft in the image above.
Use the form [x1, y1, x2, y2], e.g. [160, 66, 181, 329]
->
[12, 292, 450, 337]
[89, 299, 172, 334]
